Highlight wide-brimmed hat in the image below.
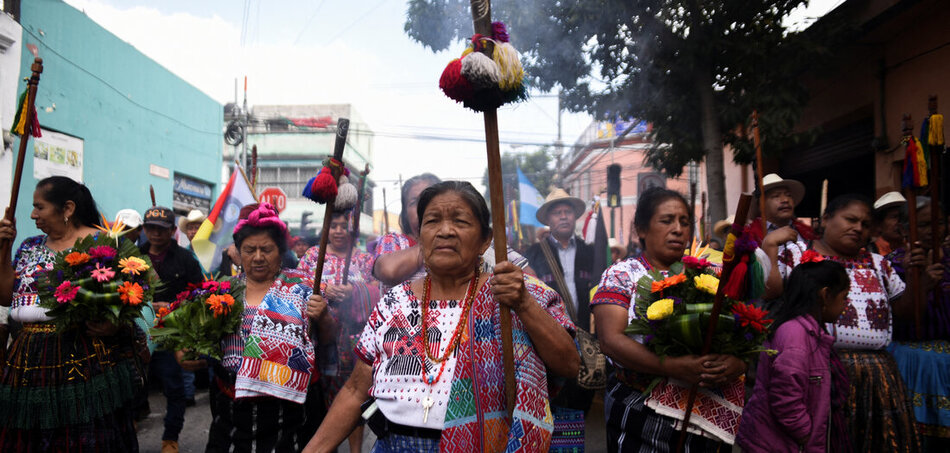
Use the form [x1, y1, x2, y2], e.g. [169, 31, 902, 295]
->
[873, 191, 906, 211]
[536, 188, 586, 225]
[713, 215, 735, 237]
[114, 209, 143, 229]
[178, 209, 207, 230]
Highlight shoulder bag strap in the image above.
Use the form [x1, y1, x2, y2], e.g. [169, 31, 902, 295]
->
[539, 239, 578, 323]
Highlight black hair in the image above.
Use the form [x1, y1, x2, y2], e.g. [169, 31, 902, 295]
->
[416, 181, 492, 241]
[233, 224, 289, 256]
[823, 193, 872, 219]
[769, 260, 850, 337]
[872, 205, 903, 224]
[399, 173, 441, 235]
[36, 176, 101, 228]
[633, 187, 692, 249]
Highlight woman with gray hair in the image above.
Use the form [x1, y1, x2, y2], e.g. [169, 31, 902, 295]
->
[304, 181, 578, 452]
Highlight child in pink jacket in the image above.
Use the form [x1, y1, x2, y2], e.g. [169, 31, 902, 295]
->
[736, 258, 851, 452]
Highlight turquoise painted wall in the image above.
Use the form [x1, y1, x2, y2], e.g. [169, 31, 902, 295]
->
[11, 0, 221, 240]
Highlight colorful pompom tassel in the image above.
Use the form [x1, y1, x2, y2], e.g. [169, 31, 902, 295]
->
[439, 58, 473, 103]
[461, 52, 500, 90]
[334, 176, 358, 211]
[492, 22, 509, 43]
[723, 255, 749, 300]
[902, 135, 928, 188]
[492, 42, 524, 92]
[302, 166, 338, 204]
[929, 114, 944, 146]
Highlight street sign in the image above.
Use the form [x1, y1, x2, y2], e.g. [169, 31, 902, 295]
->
[259, 187, 287, 213]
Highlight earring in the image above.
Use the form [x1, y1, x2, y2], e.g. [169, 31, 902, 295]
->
[64, 216, 68, 225]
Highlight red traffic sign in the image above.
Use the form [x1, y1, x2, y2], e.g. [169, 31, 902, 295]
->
[259, 187, 287, 213]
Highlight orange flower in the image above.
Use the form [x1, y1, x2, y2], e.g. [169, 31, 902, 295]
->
[117, 281, 144, 306]
[119, 257, 149, 276]
[157, 307, 169, 317]
[206, 294, 234, 317]
[651, 273, 687, 293]
[64, 252, 91, 266]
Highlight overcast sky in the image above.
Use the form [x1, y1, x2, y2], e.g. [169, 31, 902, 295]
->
[62, 0, 843, 211]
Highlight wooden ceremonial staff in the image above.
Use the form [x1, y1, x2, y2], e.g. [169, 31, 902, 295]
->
[928, 96, 943, 264]
[1, 58, 44, 259]
[675, 193, 753, 453]
[149, 185, 156, 207]
[342, 164, 370, 286]
[251, 144, 258, 194]
[751, 111, 767, 234]
[469, 0, 516, 418]
[312, 118, 350, 286]
[901, 114, 923, 336]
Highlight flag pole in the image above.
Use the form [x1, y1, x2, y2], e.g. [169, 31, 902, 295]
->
[469, 0, 516, 419]
[342, 164, 370, 286]
[2, 58, 44, 258]
[900, 114, 923, 338]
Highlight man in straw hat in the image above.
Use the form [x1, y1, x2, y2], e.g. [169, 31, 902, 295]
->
[753, 174, 816, 302]
[749, 173, 817, 243]
[523, 188, 596, 449]
[869, 191, 907, 256]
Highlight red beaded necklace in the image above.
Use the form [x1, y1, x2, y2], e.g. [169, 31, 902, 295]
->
[419, 269, 480, 385]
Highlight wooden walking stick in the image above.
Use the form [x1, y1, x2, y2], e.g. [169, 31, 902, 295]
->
[675, 193, 754, 453]
[900, 114, 924, 337]
[250, 144, 258, 194]
[311, 119, 350, 286]
[469, 0, 516, 419]
[751, 111, 767, 234]
[342, 164, 370, 286]
[149, 185, 157, 207]
[2, 58, 44, 257]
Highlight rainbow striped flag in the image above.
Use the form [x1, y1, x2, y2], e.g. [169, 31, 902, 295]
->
[191, 165, 258, 271]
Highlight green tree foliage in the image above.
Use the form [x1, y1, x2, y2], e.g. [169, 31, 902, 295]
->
[482, 147, 555, 204]
[405, 0, 845, 221]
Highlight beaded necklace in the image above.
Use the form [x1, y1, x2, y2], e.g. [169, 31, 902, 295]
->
[417, 268, 480, 422]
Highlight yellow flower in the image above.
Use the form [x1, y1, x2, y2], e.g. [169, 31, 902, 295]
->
[646, 298, 675, 321]
[694, 274, 720, 295]
[119, 256, 150, 275]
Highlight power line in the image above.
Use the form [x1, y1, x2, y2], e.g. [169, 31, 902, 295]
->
[293, 0, 328, 45]
[22, 27, 220, 136]
[325, 0, 387, 45]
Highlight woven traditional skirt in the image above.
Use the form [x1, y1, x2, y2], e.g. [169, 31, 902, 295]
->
[551, 405, 586, 453]
[207, 380, 325, 452]
[0, 322, 138, 452]
[839, 349, 921, 452]
[888, 341, 950, 439]
[603, 375, 723, 453]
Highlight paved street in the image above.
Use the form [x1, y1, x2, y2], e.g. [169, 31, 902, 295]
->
[136, 388, 607, 452]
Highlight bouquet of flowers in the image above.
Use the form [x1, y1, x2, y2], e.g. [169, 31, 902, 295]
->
[37, 233, 159, 329]
[150, 278, 245, 360]
[624, 254, 774, 360]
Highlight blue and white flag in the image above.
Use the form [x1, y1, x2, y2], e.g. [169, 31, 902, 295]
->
[517, 167, 544, 227]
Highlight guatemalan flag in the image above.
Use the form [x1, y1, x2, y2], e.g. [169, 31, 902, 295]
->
[191, 165, 258, 272]
[517, 167, 544, 227]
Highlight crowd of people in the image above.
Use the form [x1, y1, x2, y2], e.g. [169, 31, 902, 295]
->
[0, 170, 945, 453]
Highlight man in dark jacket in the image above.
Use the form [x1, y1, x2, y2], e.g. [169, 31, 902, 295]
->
[141, 206, 203, 453]
[523, 188, 596, 451]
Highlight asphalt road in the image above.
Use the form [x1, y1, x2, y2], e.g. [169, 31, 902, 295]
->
[136, 388, 607, 452]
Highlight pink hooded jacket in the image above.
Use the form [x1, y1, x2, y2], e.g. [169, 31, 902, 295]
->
[736, 315, 836, 453]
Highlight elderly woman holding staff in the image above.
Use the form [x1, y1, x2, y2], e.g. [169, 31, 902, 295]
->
[304, 181, 578, 452]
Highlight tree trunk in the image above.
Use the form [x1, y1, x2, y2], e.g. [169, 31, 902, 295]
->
[697, 70, 727, 223]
